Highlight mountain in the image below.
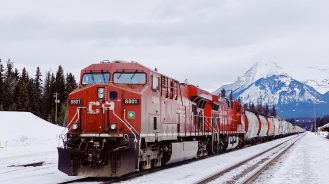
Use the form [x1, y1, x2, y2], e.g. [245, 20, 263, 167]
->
[213, 61, 286, 96]
[213, 62, 329, 118]
[324, 91, 329, 101]
[302, 66, 329, 94]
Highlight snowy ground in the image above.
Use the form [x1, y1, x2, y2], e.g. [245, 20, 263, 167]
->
[0, 112, 81, 184]
[318, 131, 328, 138]
[118, 135, 301, 184]
[1, 112, 327, 184]
[208, 136, 300, 184]
[254, 132, 329, 184]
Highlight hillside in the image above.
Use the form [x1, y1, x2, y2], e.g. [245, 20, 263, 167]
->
[213, 62, 329, 118]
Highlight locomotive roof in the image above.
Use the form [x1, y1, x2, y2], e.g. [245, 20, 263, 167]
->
[81, 60, 152, 73]
[81, 60, 221, 102]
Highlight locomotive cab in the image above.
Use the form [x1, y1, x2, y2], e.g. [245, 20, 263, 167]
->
[58, 61, 149, 177]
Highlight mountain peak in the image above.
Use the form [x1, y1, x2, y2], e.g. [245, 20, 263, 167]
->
[213, 61, 285, 96]
[213, 62, 329, 118]
[241, 61, 284, 83]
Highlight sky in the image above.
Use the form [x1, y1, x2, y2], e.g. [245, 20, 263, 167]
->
[1, 0, 329, 92]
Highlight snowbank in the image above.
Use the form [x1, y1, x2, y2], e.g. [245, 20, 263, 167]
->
[0, 111, 64, 148]
[0, 111, 80, 184]
[254, 132, 329, 184]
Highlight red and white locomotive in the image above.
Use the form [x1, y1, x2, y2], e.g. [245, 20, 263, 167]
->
[58, 61, 304, 177]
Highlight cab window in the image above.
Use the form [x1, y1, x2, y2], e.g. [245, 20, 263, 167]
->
[152, 75, 159, 91]
[113, 72, 146, 84]
[82, 73, 110, 85]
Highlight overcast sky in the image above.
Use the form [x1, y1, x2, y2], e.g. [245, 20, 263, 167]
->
[1, 0, 329, 91]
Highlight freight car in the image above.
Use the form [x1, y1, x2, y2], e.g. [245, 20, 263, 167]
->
[58, 61, 305, 177]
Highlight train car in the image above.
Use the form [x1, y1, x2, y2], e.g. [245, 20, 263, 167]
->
[277, 119, 284, 136]
[288, 123, 294, 134]
[282, 121, 289, 135]
[243, 110, 260, 143]
[273, 118, 280, 137]
[267, 117, 275, 138]
[258, 114, 269, 140]
[57, 61, 245, 177]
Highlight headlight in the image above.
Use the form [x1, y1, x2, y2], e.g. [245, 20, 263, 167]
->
[72, 123, 79, 130]
[98, 87, 105, 99]
[109, 123, 118, 131]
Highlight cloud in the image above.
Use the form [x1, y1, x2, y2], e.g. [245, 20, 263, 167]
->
[1, 0, 329, 91]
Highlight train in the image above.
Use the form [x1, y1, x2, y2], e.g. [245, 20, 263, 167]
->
[57, 61, 305, 177]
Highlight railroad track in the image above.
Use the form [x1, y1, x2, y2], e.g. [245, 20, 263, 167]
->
[59, 134, 304, 184]
[58, 155, 204, 184]
[196, 133, 306, 184]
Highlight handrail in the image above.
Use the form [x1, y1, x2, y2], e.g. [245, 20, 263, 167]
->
[67, 107, 86, 132]
[123, 109, 139, 135]
[111, 109, 139, 148]
[205, 117, 219, 134]
[58, 107, 86, 147]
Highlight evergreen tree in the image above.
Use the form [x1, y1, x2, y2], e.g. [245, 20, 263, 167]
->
[250, 103, 255, 110]
[16, 68, 30, 111]
[3, 60, 17, 110]
[0, 59, 4, 108]
[42, 71, 52, 120]
[14, 68, 19, 81]
[32, 67, 43, 116]
[28, 78, 36, 113]
[65, 72, 77, 98]
[220, 88, 226, 98]
[265, 104, 269, 115]
[229, 90, 233, 100]
[0, 60, 76, 122]
[271, 105, 277, 116]
[54, 66, 66, 124]
[12, 68, 20, 110]
[49, 73, 57, 122]
[55, 66, 66, 102]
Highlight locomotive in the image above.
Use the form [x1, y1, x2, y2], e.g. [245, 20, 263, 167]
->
[58, 61, 305, 177]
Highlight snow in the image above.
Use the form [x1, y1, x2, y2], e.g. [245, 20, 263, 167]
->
[303, 66, 329, 94]
[0, 111, 81, 184]
[213, 61, 285, 95]
[0, 111, 63, 148]
[214, 62, 329, 97]
[208, 136, 300, 184]
[1, 112, 327, 184]
[318, 131, 328, 138]
[231, 72, 324, 107]
[238, 83, 279, 106]
[254, 132, 329, 184]
[213, 62, 326, 107]
[118, 135, 300, 184]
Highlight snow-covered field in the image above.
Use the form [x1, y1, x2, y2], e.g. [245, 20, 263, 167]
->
[1, 112, 328, 184]
[118, 135, 301, 184]
[254, 132, 329, 184]
[0, 111, 81, 184]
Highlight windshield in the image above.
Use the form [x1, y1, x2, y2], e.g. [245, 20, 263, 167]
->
[113, 72, 146, 84]
[82, 73, 110, 85]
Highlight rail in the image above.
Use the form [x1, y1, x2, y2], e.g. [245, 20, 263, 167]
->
[195, 133, 305, 184]
[241, 133, 306, 184]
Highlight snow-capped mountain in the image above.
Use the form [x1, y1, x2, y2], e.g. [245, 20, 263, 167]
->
[302, 66, 329, 94]
[213, 61, 286, 96]
[237, 74, 325, 106]
[213, 62, 329, 118]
